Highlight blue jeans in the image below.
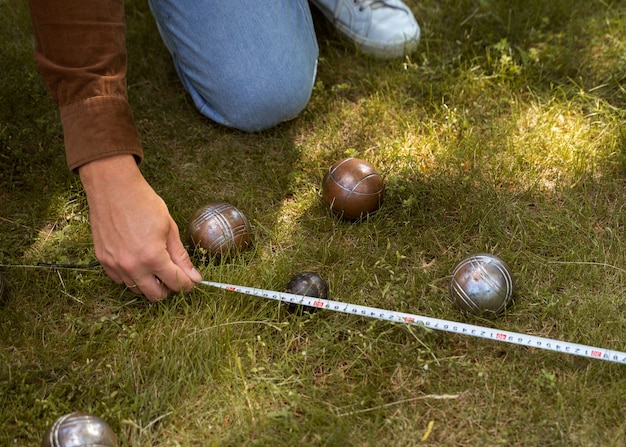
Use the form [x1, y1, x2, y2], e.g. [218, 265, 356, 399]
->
[148, 0, 319, 132]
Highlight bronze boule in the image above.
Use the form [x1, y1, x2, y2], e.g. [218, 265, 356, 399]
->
[322, 158, 384, 221]
[188, 202, 252, 260]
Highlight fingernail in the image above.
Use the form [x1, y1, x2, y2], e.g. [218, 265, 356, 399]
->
[190, 267, 203, 283]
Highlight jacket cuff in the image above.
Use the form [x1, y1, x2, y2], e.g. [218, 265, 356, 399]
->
[60, 96, 143, 171]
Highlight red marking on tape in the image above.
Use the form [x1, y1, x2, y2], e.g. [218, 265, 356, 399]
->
[313, 300, 325, 308]
[496, 333, 507, 340]
[591, 350, 602, 358]
[404, 317, 416, 323]
[226, 286, 237, 291]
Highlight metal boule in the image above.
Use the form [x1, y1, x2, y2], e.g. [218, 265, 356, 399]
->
[449, 253, 514, 316]
[41, 412, 118, 447]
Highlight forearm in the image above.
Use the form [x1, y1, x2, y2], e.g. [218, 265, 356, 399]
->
[28, 0, 143, 170]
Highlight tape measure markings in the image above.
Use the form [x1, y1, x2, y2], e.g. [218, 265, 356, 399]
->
[200, 280, 626, 365]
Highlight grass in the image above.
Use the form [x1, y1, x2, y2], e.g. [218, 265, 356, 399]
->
[2, 0, 626, 445]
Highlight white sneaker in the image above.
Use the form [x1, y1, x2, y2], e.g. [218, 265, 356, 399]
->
[311, 0, 421, 59]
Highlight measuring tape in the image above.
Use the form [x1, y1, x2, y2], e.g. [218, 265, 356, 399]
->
[200, 280, 626, 365]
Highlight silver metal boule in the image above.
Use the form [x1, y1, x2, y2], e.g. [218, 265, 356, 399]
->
[41, 412, 118, 447]
[449, 253, 514, 316]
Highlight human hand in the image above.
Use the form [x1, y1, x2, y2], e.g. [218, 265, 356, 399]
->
[79, 155, 202, 301]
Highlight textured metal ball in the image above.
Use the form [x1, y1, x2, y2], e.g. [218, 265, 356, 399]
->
[187, 202, 252, 259]
[449, 253, 514, 316]
[284, 272, 328, 314]
[322, 158, 384, 221]
[285, 272, 328, 299]
[41, 412, 118, 447]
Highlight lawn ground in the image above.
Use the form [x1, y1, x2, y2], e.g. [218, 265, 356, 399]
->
[2, 0, 626, 445]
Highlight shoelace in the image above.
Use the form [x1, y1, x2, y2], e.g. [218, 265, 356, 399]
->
[331, 0, 401, 19]
[352, 0, 396, 12]
[354, 0, 377, 8]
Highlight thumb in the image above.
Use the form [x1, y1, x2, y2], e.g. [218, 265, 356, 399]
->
[167, 224, 203, 283]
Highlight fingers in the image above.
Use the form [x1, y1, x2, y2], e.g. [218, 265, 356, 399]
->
[166, 222, 203, 285]
[132, 275, 171, 302]
[99, 263, 161, 300]
[100, 254, 199, 303]
[104, 261, 182, 302]
[142, 225, 203, 299]
[80, 157, 201, 303]
[99, 227, 201, 302]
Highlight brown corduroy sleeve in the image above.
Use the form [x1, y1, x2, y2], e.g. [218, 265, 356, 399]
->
[28, 0, 143, 171]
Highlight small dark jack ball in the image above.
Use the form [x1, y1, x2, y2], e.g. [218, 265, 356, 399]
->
[284, 272, 328, 314]
[322, 158, 384, 221]
[187, 202, 252, 259]
[449, 253, 514, 316]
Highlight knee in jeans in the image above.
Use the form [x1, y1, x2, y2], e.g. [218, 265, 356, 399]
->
[219, 78, 314, 133]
